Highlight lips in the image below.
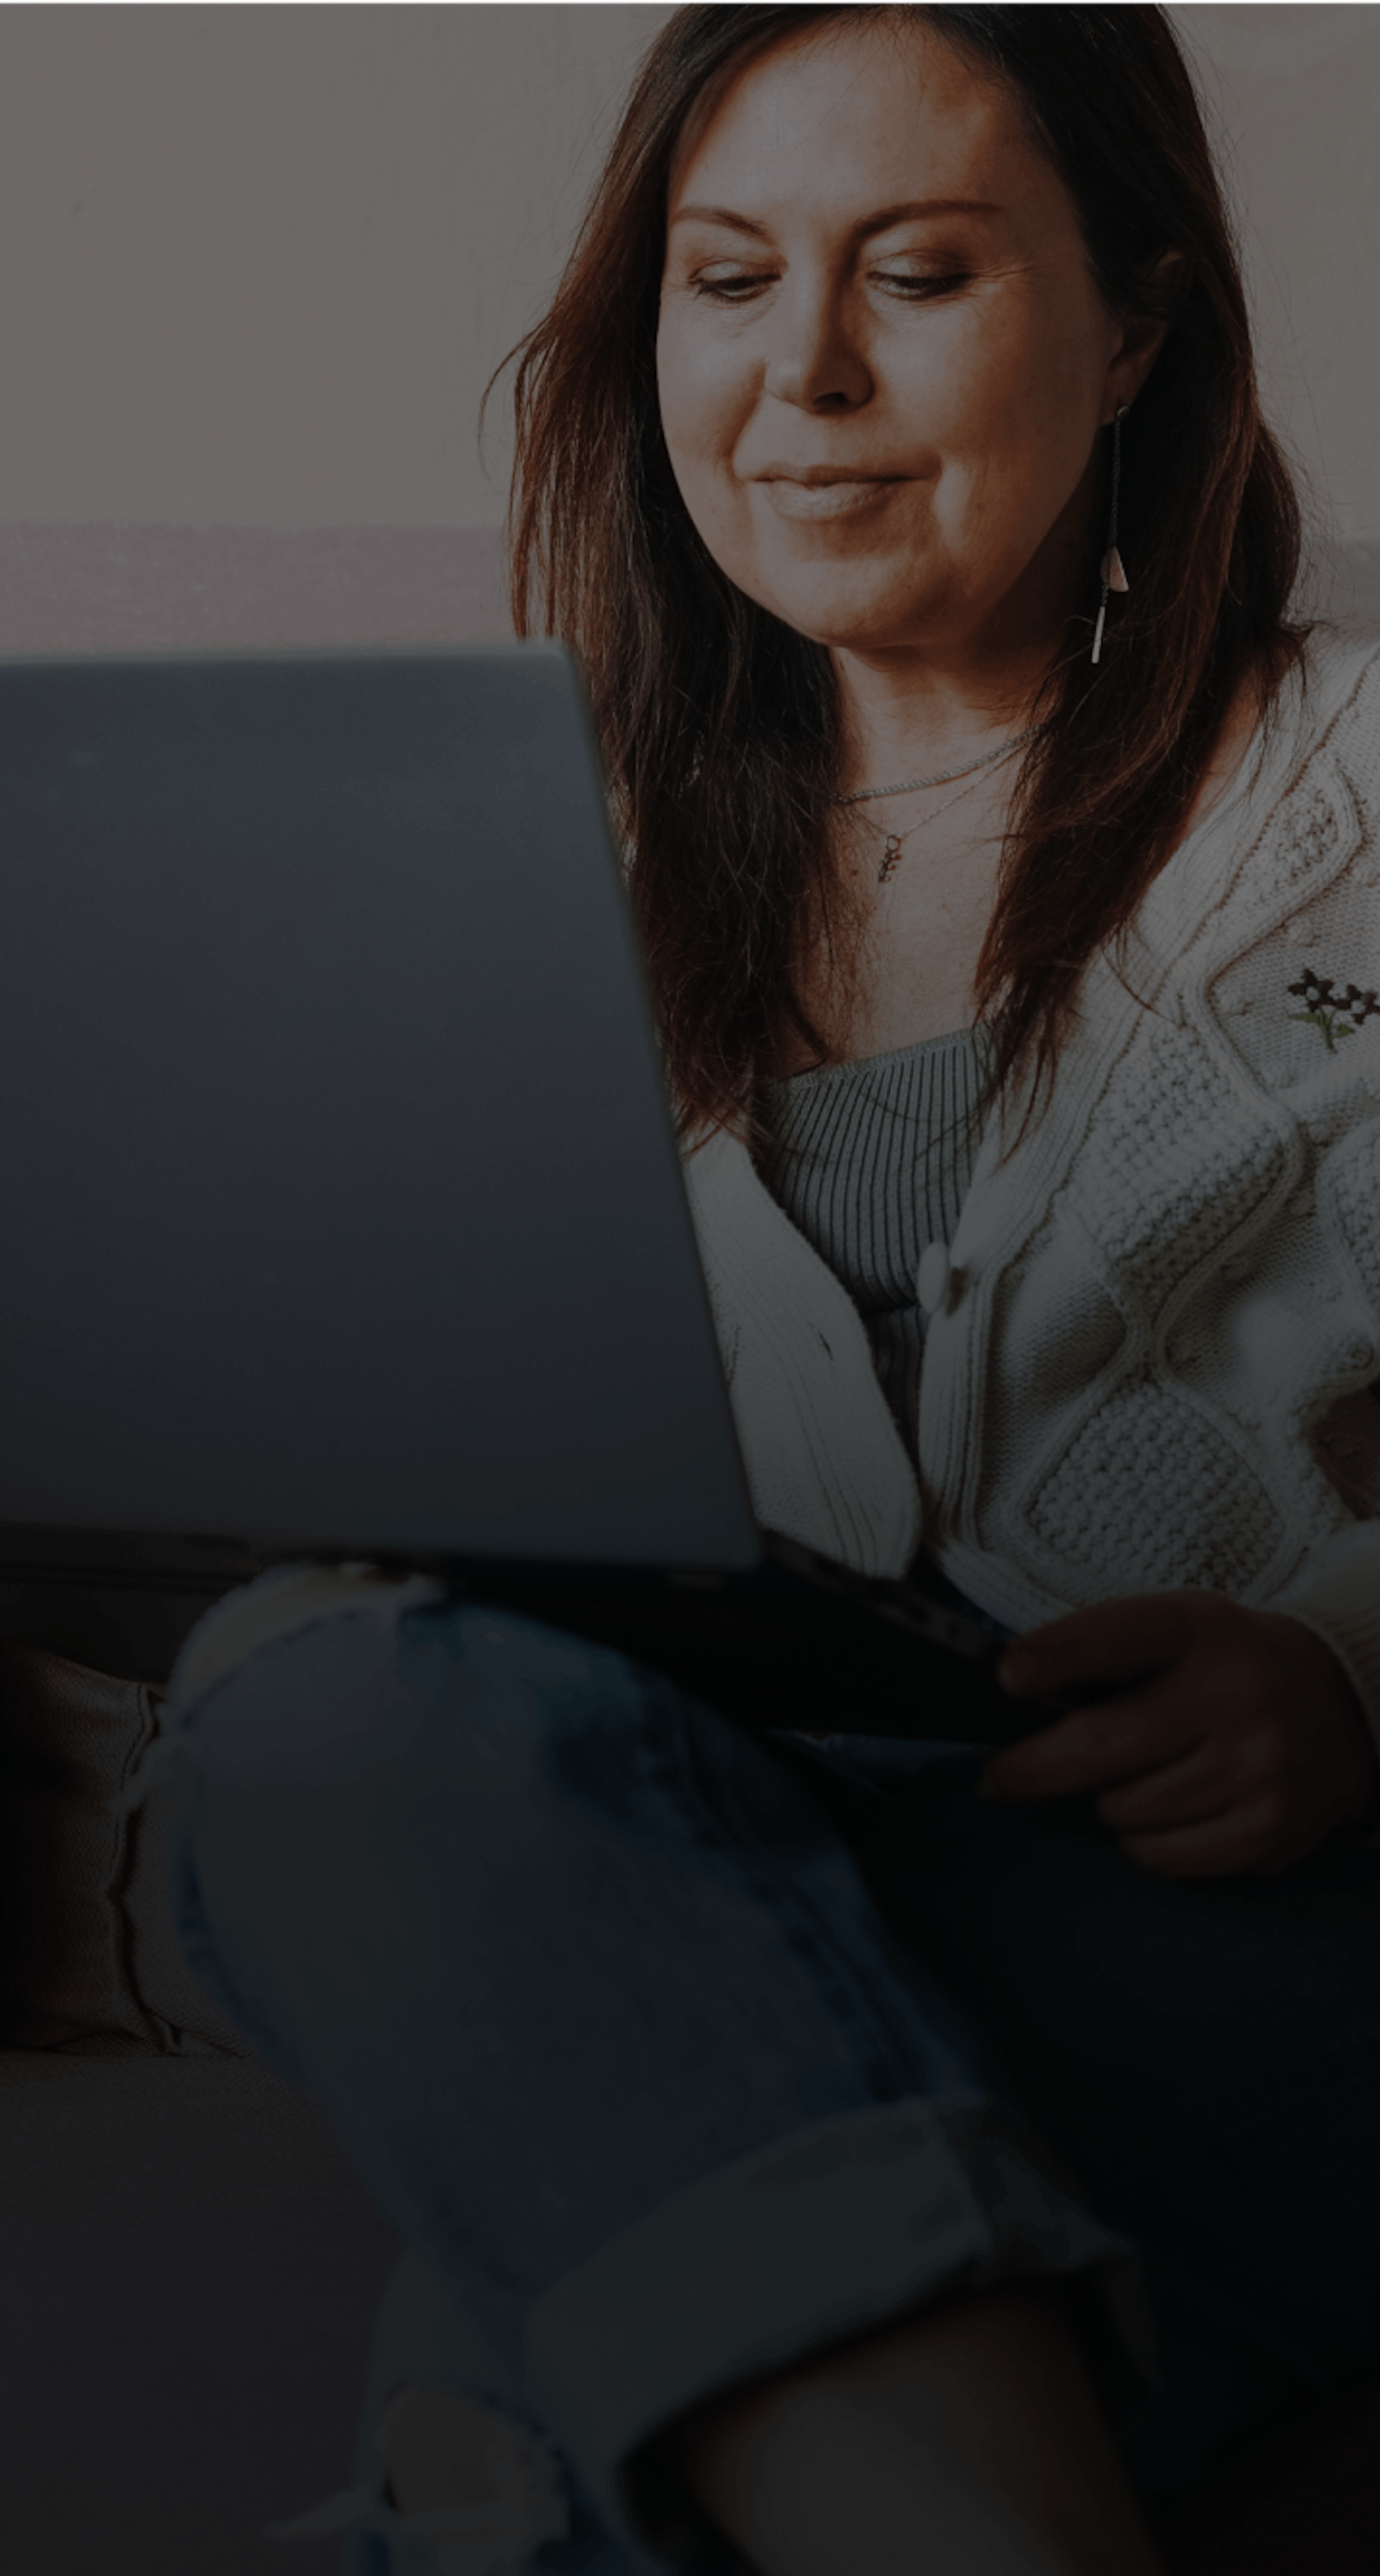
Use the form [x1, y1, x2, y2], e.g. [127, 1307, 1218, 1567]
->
[758, 467, 901, 486]
[758, 472, 903, 521]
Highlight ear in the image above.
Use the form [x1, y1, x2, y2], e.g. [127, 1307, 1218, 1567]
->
[1103, 249, 1188, 423]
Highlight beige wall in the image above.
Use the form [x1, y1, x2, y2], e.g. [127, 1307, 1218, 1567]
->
[0, 3, 1376, 538]
[1168, 5, 1380, 546]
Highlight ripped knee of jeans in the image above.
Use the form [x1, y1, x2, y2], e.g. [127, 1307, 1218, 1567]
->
[270, 2385, 571, 2575]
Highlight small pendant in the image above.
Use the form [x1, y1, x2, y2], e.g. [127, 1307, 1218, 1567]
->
[1099, 545, 1129, 594]
[1091, 599, 1108, 665]
[878, 835, 902, 884]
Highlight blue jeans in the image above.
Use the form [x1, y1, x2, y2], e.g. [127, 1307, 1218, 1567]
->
[162, 1584, 1380, 2572]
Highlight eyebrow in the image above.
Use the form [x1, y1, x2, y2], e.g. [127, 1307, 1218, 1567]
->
[668, 198, 1000, 238]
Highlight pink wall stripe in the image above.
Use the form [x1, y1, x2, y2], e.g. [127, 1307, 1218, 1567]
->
[0, 526, 1372, 657]
[0, 525, 510, 652]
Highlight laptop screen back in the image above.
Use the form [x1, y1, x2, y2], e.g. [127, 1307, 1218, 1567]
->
[0, 645, 759, 1567]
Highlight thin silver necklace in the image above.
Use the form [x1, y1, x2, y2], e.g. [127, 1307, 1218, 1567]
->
[832, 719, 1046, 808]
[857, 765, 988, 885]
[837, 722, 1044, 886]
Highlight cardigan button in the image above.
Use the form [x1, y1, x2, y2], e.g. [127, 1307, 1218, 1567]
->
[917, 1240, 952, 1316]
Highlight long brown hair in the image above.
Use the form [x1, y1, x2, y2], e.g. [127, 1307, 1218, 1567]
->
[500, 5, 1308, 1144]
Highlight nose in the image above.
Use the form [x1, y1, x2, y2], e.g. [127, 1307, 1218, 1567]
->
[762, 277, 872, 412]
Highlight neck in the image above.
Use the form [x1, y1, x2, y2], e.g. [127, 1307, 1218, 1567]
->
[832, 634, 1057, 795]
[829, 479, 1095, 793]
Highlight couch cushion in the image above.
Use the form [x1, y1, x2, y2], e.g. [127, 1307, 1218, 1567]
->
[0, 2051, 401, 2576]
[0, 1640, 247, 2054]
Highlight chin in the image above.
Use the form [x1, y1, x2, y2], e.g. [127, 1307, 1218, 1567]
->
[737, 545, 960, 652]
[761, 581, 958, 655]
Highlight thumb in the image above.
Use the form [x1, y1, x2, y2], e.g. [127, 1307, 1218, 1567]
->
[998, 1592, 1200, 1700]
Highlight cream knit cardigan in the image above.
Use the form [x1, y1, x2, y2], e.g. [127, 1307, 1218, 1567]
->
[681, 627, 1380, 1741]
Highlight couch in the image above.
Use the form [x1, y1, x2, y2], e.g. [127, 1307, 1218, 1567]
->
[0, 1544, 402, 2576]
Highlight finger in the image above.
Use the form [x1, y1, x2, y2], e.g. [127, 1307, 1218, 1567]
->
[1093, 1741, 1233, 1832]
[981, 1680, 1203, 1802]
[998, 1594, 1203, 1702]
[1116, 1791, 1302, 1880]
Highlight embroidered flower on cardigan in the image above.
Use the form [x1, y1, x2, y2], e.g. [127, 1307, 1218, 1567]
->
[1287, 970, 1380, 1052]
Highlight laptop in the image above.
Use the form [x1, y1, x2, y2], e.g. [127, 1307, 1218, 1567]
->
[0, 643, 1039, 1745]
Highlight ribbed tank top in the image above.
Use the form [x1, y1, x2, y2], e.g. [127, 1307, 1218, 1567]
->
[755, 1027, 988, 1467]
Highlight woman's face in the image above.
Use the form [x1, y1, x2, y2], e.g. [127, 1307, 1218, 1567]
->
[656, 18, 1152, 665]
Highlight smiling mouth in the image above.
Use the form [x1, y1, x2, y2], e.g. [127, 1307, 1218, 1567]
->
[763, 468, 903, 484]
[758, 474, 905, 520]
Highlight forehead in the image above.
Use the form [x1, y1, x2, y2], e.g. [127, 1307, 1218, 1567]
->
[668, 17, 1048, 222]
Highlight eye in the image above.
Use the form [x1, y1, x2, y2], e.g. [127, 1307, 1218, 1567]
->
[874, 269, 970, 300]
[688, 267, 775, 304]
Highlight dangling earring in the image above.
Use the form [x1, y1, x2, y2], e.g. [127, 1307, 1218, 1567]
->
[1091, 404, 1130, 665]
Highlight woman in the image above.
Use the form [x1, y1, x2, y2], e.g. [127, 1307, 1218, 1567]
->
[165, 10, 1380, 2573]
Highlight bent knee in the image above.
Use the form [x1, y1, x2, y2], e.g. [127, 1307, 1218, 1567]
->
[175, 1594, 666, 1799]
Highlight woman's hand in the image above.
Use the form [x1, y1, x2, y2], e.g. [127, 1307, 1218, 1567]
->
[979, 1593, 1380, 1878]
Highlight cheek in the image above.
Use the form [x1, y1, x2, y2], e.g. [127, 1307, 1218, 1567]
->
[960, 322, 1075, 452]
[1016, 293, 1114, 461]
[656, 309, 748, 485]
[933, 313, 1101, 519]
